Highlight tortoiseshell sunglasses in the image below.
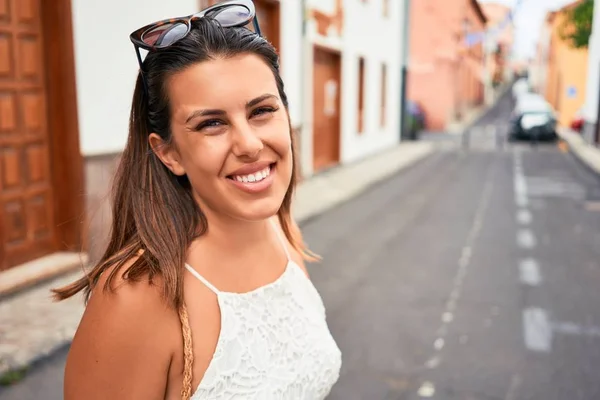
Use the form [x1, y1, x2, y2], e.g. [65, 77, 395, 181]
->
[129, 0, 261, 92]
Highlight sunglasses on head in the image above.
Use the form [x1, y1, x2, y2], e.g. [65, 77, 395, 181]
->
[129, 0, 261, 92]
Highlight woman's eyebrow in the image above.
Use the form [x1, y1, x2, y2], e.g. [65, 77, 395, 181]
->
[246, 93, 278, 108]
[185, 94, 278, 124]
[185, 109, 226, 124]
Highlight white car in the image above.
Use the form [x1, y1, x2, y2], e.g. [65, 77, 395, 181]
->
[512, 78, 531, 100]
[509, 93, 558, 141]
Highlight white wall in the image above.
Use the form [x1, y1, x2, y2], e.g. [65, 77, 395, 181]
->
[72, 0, 304, 156]
[583, 0, 600, 125]
[279, 1, 304, 129]
[71, 0, 198, 156]
[302, 0, 403, 176]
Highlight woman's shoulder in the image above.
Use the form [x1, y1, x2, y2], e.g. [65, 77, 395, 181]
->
[64, 254, 182, 398]
[77, 253, 181, 351]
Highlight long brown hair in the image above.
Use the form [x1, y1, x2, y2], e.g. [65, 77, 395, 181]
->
[54, 18, 314, 308]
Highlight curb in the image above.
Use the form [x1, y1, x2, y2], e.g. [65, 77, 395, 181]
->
[557, 127, 600, 177]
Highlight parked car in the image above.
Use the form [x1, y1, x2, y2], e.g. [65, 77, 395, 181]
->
[405, 100, 426, 140]
[512, 77, 531, 101]
[508, 93, 557, 142]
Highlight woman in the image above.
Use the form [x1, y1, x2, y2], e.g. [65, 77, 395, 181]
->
[54, 1, 342, 398]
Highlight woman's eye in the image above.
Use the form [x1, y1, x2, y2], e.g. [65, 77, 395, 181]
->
[251, 106, 279, 118]
[195, 119, 224, 131]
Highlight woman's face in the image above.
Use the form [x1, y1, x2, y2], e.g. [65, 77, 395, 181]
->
[150, 53, 293, 222]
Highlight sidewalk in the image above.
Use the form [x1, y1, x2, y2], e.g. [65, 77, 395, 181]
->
[557, 127, 600, 176]
[0, 141, 435, 379]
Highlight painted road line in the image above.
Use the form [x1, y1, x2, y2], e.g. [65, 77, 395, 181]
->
[517, 229, 537, 249]
[523, 308, 552, 352]
[516, 209, 532, 225]
[553, 321, 600, 338]
[519, 258, 541, 286]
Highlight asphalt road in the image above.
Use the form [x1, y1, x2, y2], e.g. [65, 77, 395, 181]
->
[2, 92, 600, 399]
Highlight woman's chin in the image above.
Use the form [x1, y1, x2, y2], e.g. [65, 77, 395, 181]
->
[231, 196, 284, 222]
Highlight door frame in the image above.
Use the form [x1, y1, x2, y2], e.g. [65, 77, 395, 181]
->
[40, 0, 84, 252]
[312, 44, 342, 172]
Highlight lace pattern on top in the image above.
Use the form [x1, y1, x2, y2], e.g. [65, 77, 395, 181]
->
[185, 221, 342, 399]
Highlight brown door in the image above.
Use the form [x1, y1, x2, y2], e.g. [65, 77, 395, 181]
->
[0, 0, 56, 270]
[253, 0, 280, 53]
[312, 46, 341, 172]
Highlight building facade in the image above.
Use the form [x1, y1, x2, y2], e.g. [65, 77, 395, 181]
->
[542, 2, 589, 128]
[302, 0, 404, 175]
[479, 2, 514, 104]
[407, 0, 487, 131]
[582, 0, 600, 144]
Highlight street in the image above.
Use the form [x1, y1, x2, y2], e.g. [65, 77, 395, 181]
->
[2, 94, 600, 399]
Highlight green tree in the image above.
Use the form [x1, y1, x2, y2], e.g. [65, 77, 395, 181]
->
[560, 0, 594, 49]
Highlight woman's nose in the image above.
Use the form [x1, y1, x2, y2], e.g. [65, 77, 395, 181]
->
[231, 122, 264, 158]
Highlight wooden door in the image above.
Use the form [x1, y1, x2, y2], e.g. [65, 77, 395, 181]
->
[0, 0, 56, 269]
[253, 0, 280, 53]
[312, 46, 341, 172]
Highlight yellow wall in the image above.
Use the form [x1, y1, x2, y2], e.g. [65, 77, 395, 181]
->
[545, 9, 588, 127]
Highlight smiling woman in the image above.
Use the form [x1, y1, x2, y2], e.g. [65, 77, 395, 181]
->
[52, 1, 341, 399]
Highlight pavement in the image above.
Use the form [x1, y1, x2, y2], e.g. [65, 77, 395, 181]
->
[557, 127, 600, 176]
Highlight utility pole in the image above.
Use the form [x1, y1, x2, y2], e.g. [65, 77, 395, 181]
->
[399, 0, 412, 141]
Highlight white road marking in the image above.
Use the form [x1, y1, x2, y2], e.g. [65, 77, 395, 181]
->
[519, 258, 541, 286]
[523, 308, 552, 352]
[420, 164, 495, 381]
[517, 209, 532, 225]
[513, 151, 529, 207]
[442, 312, 454, 323]
[418, 382, 436, 397]
[517, 229, 537, 249]
[425, 356, 441, 369]
[553, 321, 600, 338]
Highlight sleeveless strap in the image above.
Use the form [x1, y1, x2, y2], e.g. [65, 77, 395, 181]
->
[185, 264, 220, 294]
[269, 218, 291, 262]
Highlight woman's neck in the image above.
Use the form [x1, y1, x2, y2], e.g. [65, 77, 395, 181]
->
[190, 209, 277, 258]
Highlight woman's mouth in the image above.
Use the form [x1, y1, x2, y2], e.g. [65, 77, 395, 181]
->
[226, 163, 276, 194]
[228, 164, 272, 183]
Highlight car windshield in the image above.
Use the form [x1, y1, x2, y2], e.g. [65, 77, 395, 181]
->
[516, 95, 552, 115]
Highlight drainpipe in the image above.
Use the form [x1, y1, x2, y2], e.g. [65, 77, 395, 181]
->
[399, 0, 411, 141]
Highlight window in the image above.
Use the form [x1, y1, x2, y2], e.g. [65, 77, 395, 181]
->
[358, 57, 365, 134]
[381, 63, 387, 127]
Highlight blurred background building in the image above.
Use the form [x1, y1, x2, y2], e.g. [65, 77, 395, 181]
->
[407, 0, 488, 131]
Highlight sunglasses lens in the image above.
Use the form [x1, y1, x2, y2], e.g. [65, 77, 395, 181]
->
[142, 22, 188, 47]
[214, 5, 252, 27]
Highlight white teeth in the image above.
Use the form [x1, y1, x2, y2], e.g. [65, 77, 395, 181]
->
[232, 166, 271, 183]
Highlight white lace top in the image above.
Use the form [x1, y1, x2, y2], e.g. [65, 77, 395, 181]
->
[184, 220, 342, 399]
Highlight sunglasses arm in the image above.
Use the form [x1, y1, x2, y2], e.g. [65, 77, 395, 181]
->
[252, 16, 262, 37]
[134, 45, 150, 95]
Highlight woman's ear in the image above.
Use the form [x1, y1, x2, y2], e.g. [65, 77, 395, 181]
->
[148, 133, 186, 176]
